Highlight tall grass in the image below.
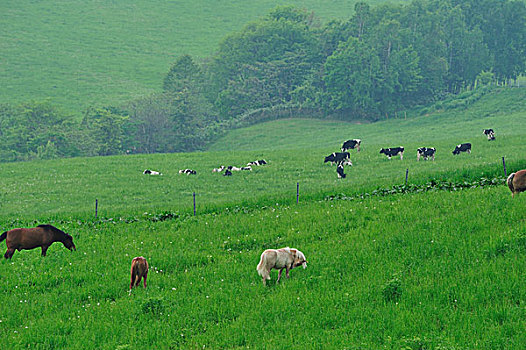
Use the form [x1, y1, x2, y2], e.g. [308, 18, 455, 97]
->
[0, 187, 524, 348]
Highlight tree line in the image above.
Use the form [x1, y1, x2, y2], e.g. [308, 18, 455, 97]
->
[0, 0, 524, 162]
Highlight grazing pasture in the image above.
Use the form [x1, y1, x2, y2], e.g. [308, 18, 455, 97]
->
[0, 187, 524, 348]
[0, 88, 524, 348]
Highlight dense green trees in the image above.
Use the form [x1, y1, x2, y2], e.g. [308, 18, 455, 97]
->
[0, 0, 524, 162]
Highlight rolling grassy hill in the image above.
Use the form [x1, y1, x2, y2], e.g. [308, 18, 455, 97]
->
[0, 89, 524, 220]
[0, 0, 408, 112]
[0, 88, 525, 348]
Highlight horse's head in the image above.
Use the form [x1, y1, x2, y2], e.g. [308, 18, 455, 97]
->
[63, 233, 76, 251]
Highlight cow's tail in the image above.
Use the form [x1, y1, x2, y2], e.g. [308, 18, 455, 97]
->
[507, 172, 516, 195]
[0, 231, 7, 243]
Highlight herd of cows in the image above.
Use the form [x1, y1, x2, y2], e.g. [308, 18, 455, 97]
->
[321, 128, 497, 179]
[142, 129, 500, 180]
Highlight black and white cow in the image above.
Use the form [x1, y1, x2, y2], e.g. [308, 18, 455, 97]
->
[341, 139, 361, 152]
[452, 143, 471, 155]
[179, 169, 197, 175]
[143, 169, 162, 175]
[483, 129, 495, 141]
[416, 147, 436, 161]
[223, 169, 232, 176]
[324, 152, 352, 166]
[247, 159, 267, 166]
[336, 163, 346, 179]
[380, 147, 404, 160]
[240, 166, 252, 171]
[212, 166, 225, 172]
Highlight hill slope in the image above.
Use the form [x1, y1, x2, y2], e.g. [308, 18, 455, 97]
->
[0, 0, 407, 112]
[0, 88, 524, 219]
[210, 88, 526, 151]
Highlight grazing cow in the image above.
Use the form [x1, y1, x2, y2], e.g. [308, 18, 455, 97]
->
[336, 163, 346, 178]
[452, 143, 471, 155]
[507, 169, 526, 198]
[143, 169, 162, 175]
[324, 152, 352, 166]
[130, 256, 148, 290]
[417, 147, 436, 161]
[179, 169, 196, 175]
[212, 166, 225, 173]
[341, 139, 362, 152]
[380, 147, 404, 160]
[483, 129, 496, 141]
[247, 159, 267, 166]
[256, 247, 307, 286]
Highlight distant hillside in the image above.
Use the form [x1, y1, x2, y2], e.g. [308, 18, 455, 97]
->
[0, 0, 408, 112]
[209, 88, 526, 151]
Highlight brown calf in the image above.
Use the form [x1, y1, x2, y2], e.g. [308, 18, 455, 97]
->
[130, 256, 149, 289]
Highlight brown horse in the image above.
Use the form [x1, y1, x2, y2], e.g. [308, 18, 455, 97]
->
[130, 256, 149, 290]
[0, 224, 76, 259]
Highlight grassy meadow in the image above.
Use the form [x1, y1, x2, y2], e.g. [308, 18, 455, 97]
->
[0, 0, 409, 112]
[0, 88, 525, 348]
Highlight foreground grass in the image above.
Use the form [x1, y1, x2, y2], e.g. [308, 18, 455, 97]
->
[0, 186, 524, 348]
[0, 0, 408, 112]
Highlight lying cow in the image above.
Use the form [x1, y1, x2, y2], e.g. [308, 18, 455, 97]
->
[452, 143, 471, 155]
[336, 163, 346, 179]
[130, 256, 148, 290]
[380, 147, 404, 160]
[179, 169, 197, 175]
[507, 169, 526, 198]
[143, 169, 162, 175]
[483, 129, 496, 141]
[417, 147, 436, 161]
[247, 159, 267, 166]
[341, 139, 361, 152]
[256, 247, 307, 286]
[324, 152, 352, 166]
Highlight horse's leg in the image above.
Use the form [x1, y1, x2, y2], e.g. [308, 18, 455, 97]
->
[286, 266, 291, 278]
[4, 248, 15, 259]
[143, 272, 147, 288]
[41, 245, 49, 257]
[130, 272, 135, 289]
[277, 268, 284, 283]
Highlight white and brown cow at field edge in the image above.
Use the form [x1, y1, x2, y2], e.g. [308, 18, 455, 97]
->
[507, 169, 526, 198]
[256, 247, 307, 286]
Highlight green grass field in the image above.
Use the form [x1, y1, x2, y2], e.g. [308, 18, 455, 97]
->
[0, 88, 525, 348]
[0, 0, 408, 112]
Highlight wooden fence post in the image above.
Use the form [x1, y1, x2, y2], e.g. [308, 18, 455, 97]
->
[297, 182, 299, 204]
[502, 157, 507, 177]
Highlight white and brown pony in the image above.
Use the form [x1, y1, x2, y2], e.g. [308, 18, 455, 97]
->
[256, 247, 307, 286]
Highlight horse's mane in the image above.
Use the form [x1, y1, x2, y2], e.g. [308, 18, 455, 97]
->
[38, 224, 68, 237]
